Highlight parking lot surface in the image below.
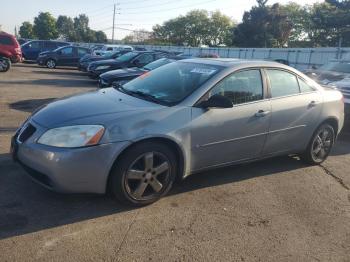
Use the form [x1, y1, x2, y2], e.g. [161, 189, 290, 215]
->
[0, 64, 350, 261]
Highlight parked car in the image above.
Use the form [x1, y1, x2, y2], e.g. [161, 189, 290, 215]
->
[0, 56, 11, 72]
[12, 59, 344, 206]
[37, 46, 91, 68]
[94, 45, 134, 56]
[304, 60, 350, 113]
[17, 38, 31, 45]
[99, 57, 183, 88]
[21, 40, 70, 61]
[0, 32, 22, 63]
[87, 51, 167, 79]
[78, 50, 131, 72]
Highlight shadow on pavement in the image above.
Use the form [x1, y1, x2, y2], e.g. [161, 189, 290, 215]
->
[0, 152, 309, 240]
[9, 98, 57, 113]
[0, 79, 97, 88]
[31, 70, 89, 77]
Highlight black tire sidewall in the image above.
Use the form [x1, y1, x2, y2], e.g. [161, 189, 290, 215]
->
[110, 142, 178, 206]
[0, 59, 10, 72]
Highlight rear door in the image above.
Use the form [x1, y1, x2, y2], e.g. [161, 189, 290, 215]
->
[25, 41, 42, 60]
[262, 69, 323, 155]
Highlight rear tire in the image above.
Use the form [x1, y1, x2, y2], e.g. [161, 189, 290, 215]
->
[300, 123, 335, 165]
[46, 59, 56, 69]
[110, 142, 177, 206]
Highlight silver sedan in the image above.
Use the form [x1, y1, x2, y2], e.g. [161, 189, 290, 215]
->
[12, 59, 345, 206]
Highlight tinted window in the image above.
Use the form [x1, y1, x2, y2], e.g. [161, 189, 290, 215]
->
[135, 54, 154, 64]
[106, 47, 113, 51]
[28, 41, 40, 49]
[0, 35, 13, 45]
[78, 48, 89, 57]
[123, 62, 222, 105]
[60, 47, 73, 55]
[267, 69, 300, 98]
[299, 78, 315, 93]
[116, 52, 139, 62]
[44, 41, 57, 49]
[210, 70, 263, 105]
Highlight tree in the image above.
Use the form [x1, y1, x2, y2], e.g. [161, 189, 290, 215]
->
[95, 31, 107, 43]
[152, 10, 234, 46]
[74, 14, 90, 42]
[56, 15, 75, 41]
[19, 22, 35, 39]
[33, 12, 58, 40]
[233, 1, 292, 47]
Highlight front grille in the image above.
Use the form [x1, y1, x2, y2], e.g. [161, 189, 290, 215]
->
[18, 123, 36, 143]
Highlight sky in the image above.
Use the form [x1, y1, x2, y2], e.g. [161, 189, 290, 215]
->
[0, 0, 322, 40]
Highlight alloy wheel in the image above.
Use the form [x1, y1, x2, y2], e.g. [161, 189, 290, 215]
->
[311, 126, 334, 163]
[124, 151, 171, 201]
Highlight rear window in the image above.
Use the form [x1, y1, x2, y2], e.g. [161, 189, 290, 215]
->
[0, 35, 13, 45]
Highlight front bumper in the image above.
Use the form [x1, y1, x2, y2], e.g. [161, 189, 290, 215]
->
[11, 120, 130, 194]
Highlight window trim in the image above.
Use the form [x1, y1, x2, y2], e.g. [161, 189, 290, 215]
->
[263, 67, 316, 100]
[195, 67, 268, 107]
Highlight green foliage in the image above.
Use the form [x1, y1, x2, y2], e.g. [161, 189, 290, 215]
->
[152, 10, 234, 46]
[33, 12, 58, 40]
[19, 22, 35, 39]
[233, 2, 292, 47]
[56, 16, 75, 41]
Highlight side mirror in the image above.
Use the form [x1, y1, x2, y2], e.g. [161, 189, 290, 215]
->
[198, 94, 233, 109]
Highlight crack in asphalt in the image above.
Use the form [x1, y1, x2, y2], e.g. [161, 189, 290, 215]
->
[320, 164, 350, 191]
[115, 209, 140, 261]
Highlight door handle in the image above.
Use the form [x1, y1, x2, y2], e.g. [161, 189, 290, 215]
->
[255, 110, 270, 117]
[309, 101, 319, 108]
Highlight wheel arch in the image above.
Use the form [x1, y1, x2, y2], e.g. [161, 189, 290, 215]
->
[105, 136, 186, 193]
[321, 117, 339, 137]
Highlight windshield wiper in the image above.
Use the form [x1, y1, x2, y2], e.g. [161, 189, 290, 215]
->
[113, 84, 163, 104]
[128, 90, 162, 104]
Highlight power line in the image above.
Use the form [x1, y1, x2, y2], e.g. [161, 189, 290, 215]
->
[120, 0, 184, 10]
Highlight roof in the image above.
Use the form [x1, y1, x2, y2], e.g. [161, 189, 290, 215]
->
[181, 58, 284, 68]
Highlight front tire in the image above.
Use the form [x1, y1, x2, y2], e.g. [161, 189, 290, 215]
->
[0, 58, 11, 72]
[300, 123, 335, 165]
[110, 142, 177, 206]
[46, 59, 56, 69]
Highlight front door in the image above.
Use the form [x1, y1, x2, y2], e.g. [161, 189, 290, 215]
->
[190, 69, 271, 171]
[58, 46, 75, 66]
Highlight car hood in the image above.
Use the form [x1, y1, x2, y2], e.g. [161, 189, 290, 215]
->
[90, 59, 122, 67]
[31, 88, 164, 128]
[304, 69, 350, 84]
[100, 67, 146, 80]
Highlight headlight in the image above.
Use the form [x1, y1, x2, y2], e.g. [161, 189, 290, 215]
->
[96, 65, 111, 70]
[38, 125, 105, 148]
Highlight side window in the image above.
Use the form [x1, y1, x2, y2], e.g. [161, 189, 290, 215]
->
[44, 41, 57, 49]
[298, 78, 316, 93]
[0, 35, 13, 45]
[78, 48, 89, 57]
[155, 53, 167, 60]
[136, 54, 154, 64]
[106, 47, 113, 51]
[210, 70, 263, 105]
[28, 41, 40, 49]
[266, 69, 300, 98]
[60, 47, 73, 55]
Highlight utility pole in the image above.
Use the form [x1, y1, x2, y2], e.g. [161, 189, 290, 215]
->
[112, 3, 116, 44]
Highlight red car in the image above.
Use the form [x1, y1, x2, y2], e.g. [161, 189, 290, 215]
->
[0, 32, 22, 63]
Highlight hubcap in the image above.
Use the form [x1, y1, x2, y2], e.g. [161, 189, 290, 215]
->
[47, 60, 55, 68]
[124, 152, 171, 201]
[311, 127, 333, 162]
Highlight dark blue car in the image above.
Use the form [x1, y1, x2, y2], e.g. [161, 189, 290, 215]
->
[21, 40, 69, 61]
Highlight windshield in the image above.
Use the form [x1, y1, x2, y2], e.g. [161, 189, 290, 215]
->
[143, 58, 175, 71]
[319, 62, 350, 74]
[116, 52, 139, 62]
[103, 51, 118, 58]
[122, 61, 223, 105]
